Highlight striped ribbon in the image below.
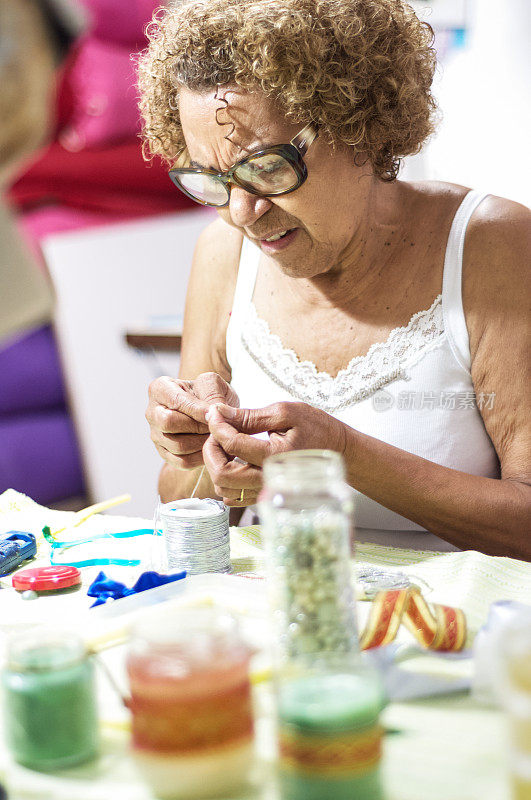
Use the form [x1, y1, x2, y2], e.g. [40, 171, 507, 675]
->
[280, 723, 382, 776]
[360, 587, 467, 652]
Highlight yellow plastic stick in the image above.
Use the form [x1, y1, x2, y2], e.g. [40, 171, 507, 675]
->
[50, 494, 131, 538]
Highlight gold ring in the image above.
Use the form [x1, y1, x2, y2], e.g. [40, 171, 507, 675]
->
[240, 488, 245, 503]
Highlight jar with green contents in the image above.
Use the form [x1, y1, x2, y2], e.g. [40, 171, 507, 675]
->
[277, 666, 385, 800]
[259, 450, 358, 663]
[2, 630, 99, 770]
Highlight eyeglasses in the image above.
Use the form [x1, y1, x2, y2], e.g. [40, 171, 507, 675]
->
[168, 124, 318, 207]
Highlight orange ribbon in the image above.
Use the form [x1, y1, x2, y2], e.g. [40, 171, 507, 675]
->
[280, 724, 382, 776]
[360, 588, 467, 652]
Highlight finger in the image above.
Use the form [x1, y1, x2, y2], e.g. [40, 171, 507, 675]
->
[206, 405, 271, 466]
[203, 431, 231, 473]
[148, 376, 193, 408]
[155, 443, 204, 470]
[211, 462, 263, 490]
[222, 491, 261, 507]
[210, 402, 291, 435]
[203, 434, 262, 489]
[193, 372, 240, 408]
[152, 431, 209, 456]
[213, 484, 241, 501]
[178, 451, 205, 469]
[148, 376, 211, 426]
[211, 479, 261, 506]
[147, 403, 209, 435]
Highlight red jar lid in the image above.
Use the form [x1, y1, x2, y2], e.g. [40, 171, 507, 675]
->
[12, 565, 81, 592]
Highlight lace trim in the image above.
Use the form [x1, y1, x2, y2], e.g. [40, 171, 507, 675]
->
[241, 294, 445, 411]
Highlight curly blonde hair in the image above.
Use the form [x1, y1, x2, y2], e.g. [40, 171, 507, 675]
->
[137, 0, 437, 181]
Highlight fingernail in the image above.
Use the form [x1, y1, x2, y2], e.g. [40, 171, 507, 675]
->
[216, 404, 237, 420]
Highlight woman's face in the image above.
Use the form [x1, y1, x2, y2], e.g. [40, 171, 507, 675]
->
[178, 87, 374, 278]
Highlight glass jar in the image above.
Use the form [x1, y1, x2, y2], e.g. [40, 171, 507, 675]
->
[277, 660, 385, 800]
[258, 450, 358, 665]
[497, 614, 531, 799]
[126, 607, 255, 800]
[1, 630, 98, 770]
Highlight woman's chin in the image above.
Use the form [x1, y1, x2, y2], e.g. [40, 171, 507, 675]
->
[271, 249, 332, 280]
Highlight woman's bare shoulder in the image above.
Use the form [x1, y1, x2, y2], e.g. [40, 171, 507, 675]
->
[180, 218, 243, 379]
[463, 193, 531, 364]
[463, 194, 531, 478]
[468, 192, 531, 240]
[403, 179, 470, 209]
[464, 193, 531, 301]
[406, 179, 529, 226]
[403, 180, 530, 283]
[188, 217, 243, 315]
[194, 217, 244, 275]
[403, 179, 530, 346]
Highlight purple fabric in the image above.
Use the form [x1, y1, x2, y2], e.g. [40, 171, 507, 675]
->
[0, 327, 66, 417]
[0, 411, 85, 504]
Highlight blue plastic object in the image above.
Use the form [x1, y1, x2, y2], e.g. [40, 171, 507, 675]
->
[87, 569, 186, 607]
[43, 526, 155, 568]
[0, 532, 37, 576]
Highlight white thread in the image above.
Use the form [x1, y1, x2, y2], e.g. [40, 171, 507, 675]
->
[190, 465, 206, 499]
[356, 565, 412, 599]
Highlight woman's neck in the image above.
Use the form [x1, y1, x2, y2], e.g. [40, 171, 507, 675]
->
[282, 179, 411, 311]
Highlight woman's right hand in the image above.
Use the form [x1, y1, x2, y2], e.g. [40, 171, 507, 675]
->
[146, 372, 239, 469]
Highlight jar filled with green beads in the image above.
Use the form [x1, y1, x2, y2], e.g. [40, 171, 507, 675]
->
[258, 450, 358, 664]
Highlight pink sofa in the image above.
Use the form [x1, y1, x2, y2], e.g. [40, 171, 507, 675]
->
[2, 0, 192, 504]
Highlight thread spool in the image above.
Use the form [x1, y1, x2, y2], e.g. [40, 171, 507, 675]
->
[159, 498, 231, 575]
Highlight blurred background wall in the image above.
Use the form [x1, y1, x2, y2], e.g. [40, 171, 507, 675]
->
[0, 0, 529, 516]
[406, 0, 531, 208]
[0, 0, 195, 513]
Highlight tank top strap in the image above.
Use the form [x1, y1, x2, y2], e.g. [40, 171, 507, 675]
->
[442, 189, 488, 372]
[226, 235, 261, 366]
[233, 236, 261, 310]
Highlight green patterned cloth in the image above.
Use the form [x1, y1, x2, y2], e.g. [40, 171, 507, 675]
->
[2, 491, 530, 799]
[232, 525, 530, 800]
[233, 525, 531, 637]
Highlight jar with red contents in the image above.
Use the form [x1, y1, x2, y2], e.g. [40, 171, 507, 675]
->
[126, 608, 255, 800]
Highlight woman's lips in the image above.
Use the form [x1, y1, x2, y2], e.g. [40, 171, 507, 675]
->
[259, 228, 298, 252]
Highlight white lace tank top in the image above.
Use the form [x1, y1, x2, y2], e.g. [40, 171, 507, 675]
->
[227, 190, 500, 549]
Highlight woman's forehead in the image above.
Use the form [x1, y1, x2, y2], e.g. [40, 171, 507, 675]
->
[178, 87, 299, 159]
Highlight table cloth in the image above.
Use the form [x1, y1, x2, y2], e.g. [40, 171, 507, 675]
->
[1, 489, 530, 800]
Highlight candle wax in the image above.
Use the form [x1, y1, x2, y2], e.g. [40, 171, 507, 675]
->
[127, 642, 254, 799]
[278, 671, 384, 800]
[2, 646, 98, 770]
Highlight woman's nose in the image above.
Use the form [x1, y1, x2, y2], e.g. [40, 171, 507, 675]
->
[227, 185, 272, 228]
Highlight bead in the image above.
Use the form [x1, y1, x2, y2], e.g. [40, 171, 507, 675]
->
[271, 511, 357, 659]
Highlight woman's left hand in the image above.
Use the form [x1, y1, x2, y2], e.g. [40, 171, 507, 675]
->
[203, 401, 347, 506]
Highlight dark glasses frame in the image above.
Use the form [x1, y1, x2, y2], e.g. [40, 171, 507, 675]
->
[168, 123, 318, 207]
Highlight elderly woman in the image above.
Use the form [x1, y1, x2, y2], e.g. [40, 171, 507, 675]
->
[139, 0, 530, 559]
